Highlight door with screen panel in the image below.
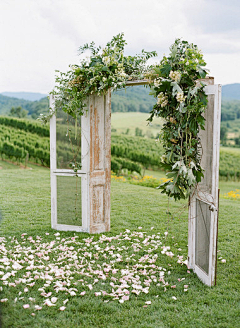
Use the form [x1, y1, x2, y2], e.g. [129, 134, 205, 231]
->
[188, 82, 222, 286]
[49, 91, 111, 233]
[49, 95, 89, 232]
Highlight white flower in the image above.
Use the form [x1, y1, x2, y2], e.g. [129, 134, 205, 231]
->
[176, 92, 186, 103]
[102, 56, 110, 66]
[169, 70, 181, 82]
[154, 79, 162, 87]
[157, 92, 168, 107]
[119, 70, 127, 78]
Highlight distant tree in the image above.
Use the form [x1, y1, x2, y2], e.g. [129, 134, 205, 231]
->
[111, 100, 117, 112]
[235, 136, 240, 146]
[221, 112, 236, 121]
[220, 126, 228, 142]
[117, 102, 126, 112]
[10, 106, 28, 118]
[139, 104, 148, 113]
[127, 101, 138, 112]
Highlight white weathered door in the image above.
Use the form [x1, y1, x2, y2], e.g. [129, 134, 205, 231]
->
[49, 91, 111, 233]
[188, 81, 222, 286]
[50, 95, 88, 232]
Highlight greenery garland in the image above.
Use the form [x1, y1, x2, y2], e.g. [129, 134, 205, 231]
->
[147, 39, 208, 200]
[39, 33, 157, 121]
[41, 34, 208, 201]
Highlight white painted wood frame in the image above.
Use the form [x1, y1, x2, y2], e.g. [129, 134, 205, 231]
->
[49, 90, 111, 233]
[188, 80, 222, 286]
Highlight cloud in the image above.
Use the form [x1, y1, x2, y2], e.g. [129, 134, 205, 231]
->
[187, 0, 240, 34]
[0, 0, 239, 92]
[37, 1, 96, 47]
[183, 0, 240, 54]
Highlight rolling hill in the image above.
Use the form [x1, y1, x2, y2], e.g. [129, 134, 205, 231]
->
[0, 83, 239, 118]
[222, 83, 240, 100]
[1, 92, 47, 101]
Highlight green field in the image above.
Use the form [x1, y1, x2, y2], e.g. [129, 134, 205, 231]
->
[111, 112, 163, 138]
[0, 161, 239, 327]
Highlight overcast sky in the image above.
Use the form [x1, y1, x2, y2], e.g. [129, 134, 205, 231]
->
[0, 0, 239, 94]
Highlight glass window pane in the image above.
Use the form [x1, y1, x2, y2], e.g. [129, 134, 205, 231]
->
[195, 199, 211, 274]
[56, 109, 81, 169]
[57, 175, 82, 226]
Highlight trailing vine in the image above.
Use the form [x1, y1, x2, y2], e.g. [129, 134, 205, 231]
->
[41, 34, 208, 202]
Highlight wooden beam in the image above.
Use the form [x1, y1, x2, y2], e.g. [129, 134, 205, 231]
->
[125, 79, 150, 86]
[125, 76, 214, 87]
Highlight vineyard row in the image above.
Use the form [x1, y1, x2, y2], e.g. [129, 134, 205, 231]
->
[0, 118, 240, 179]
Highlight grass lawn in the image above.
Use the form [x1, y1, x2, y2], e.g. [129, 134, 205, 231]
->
[0, 161, 239, 327]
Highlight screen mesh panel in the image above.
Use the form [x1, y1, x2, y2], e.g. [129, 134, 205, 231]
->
[57, 175, 82, 226]
[56, 109, 81, 169]
[195, 199, 211, 274]
[198, 94, 214, 194]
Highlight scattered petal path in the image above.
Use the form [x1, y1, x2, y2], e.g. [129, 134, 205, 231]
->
[0, 229, 189, 313]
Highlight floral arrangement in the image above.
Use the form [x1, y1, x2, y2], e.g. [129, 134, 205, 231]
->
[147, 39, 208, 200]
[41, 34, 208, 202]
[39, 33, 157, 122]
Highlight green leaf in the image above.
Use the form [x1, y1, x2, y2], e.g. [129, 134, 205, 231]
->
[166, 172, 177, 178]
[160, 64, 172, 76]
[197, 65, 207, 78]
[102, 66, 109, 72]
[171, 82, 182, 96]
[199, 92, 208, 106]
